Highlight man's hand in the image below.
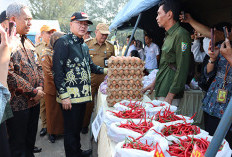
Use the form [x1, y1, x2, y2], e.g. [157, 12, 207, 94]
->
[62, 98, 72, 110]
[142, 81, 155, 95]
[179, 13, 192, 24]
[33, 89, 45, 102]
[164, 93, 175, 105]
[36, 87, 43, 91]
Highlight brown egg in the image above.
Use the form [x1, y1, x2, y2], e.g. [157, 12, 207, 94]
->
[124, 69, 129, 75]
[119, 69, 124, 76]
[116, 75, 120, 79]
[110, 75, 114, 79]
[116, 64, 120, 68]
[130, 57, 136, 65]
[127, 74, 131, 78]
[121, 95, 125, 99]
[136, 80, 140, 84]
[123, 90, 128, 96]
[129, 90, 133, 95]
[124, 80, 128, 84]
[112, 91, 117, 96]
[118, 90, 122, 96]
[136, 70, 141, 75]
[129, 79, 134, 84]
[109, 85, 113, 89]
[135, 90, 140, 96]
[127, 84, 130, 88]
[139, 74, 143, 78]
[132, 94, 136, 99]
[121, 84, 125, 88]
[126, 95, 130, 99]
[112, 80, 117, 84]
[128, 63, 132, 68]
[132, 84, 136, 88]
[122, 64, 126, 68]
[138, 94, 142, 99]
[140, 64, 144, 68]
[133, 64, 138, 68]
[109, 95, 113, 99]
[115, 95, 119, 99]
[113, 69, 118, 76]
[121, 74, 125, 79]
[118, 80, 123, 85]
[115, 84, 119, 89]
[130, 69, 135, 75]
[133, 74, 137, 78]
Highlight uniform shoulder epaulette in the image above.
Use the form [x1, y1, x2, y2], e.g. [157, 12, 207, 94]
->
[106, 40, 114, 46]
[84, 38, 93, 43]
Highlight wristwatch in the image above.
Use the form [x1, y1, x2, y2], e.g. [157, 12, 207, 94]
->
[208, 59, 216, 64]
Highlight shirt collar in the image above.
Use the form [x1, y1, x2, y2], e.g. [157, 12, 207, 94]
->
[93, 38, 106, 46]
[165, 22, 180, 36]
[68, 32, 84, 44]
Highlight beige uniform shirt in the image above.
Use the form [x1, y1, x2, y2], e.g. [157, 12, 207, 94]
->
[34, 41, 47, 64]
[85, 38, 115, 68]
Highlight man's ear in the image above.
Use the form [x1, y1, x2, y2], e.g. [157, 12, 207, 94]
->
[9, 16, 16, 22]
[167, 10, 173, 20]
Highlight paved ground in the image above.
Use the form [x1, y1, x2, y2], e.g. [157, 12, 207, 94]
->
[34, 120, 98, 157]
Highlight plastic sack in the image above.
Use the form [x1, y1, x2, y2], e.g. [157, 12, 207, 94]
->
[114, 134, 168, 157]
[108, 120, 159, 143]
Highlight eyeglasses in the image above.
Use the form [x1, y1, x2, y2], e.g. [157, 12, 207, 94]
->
[72, 21, 89, 27]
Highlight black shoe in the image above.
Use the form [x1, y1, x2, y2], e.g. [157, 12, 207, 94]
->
[33, 146, 42, 153]
[81, 127, 88, 134]
[40, 128, 47, 136]
[48, 134, 56, 143]
[81, 149, 92, 157]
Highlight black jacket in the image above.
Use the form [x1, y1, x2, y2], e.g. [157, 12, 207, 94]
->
[53, 33, 105, 104]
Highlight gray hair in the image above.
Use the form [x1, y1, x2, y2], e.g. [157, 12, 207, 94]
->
[6, 2, 28, 18]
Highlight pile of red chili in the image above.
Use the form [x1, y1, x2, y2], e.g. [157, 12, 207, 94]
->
[118, 119, 154, 134]
[146, 102, 166, 107]
[109, 107, 145, 119]
[161, 123, 200, 136]
[122, 136, 155, 152]
[167, 136, 219, 157]
[155, 107, 182, 123]
[120, 100, 141, 109]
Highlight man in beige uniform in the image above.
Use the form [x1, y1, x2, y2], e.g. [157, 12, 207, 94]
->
[82, 23, 115, 133]
[34, 25, 56, 136]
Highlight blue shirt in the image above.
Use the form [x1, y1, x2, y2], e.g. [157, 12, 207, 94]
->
[202, 54, 232, 118]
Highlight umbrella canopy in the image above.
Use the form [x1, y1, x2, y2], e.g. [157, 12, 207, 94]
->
[109, 0, 232, 47]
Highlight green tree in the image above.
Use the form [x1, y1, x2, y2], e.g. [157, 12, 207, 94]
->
[28, 0, 85, 32]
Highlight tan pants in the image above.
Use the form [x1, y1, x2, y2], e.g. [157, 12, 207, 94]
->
[156, 97, 180, 107]
[40, 98, 46, 128]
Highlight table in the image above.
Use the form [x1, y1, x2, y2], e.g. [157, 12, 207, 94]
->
[95, 89, 205, 157]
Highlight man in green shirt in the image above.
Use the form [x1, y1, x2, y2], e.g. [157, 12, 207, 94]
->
[143, 0, 191, 106]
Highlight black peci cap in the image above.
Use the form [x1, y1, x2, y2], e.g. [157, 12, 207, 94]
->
[0, 11, 8, 23]
[70, 12, 93, 25]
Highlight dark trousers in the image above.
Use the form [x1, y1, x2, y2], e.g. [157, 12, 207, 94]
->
[0, 122, 11, 157]
[6, 104, 40, 157]
[204, 111, 232, 148]
[61, 103, 86, 157]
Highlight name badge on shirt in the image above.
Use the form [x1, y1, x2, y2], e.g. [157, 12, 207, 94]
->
[217, 89, 228, 103]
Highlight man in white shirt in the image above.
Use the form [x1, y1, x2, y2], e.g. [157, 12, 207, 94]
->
[144, 34, 160, 73]
[191, 30, 210, 63]
[126, 35, 137, 56]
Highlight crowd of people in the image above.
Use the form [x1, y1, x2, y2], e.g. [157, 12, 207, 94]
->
[0, 0, 232, 157]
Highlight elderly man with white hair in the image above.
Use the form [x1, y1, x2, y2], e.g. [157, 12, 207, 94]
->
[6, 3, 44, 157]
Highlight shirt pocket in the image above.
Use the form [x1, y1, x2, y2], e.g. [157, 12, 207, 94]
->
[89, 49, 97, 58]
